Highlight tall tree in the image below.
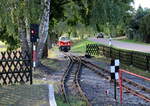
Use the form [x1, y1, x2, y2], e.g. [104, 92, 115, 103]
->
[90, 0, 134, 36]
[37, 0, 51, 64]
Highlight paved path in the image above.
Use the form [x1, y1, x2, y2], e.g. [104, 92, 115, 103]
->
[89, 38, 150, 53]
[0, 84, 56, 106]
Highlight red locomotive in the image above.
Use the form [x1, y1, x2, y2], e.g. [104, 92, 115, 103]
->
[57, 36, 71, 52]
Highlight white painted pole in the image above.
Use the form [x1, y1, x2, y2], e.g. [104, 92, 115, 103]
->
[48, 85, 57, 106]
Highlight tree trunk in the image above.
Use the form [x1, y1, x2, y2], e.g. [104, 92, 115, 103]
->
[36, 0, 51, 65]
[18, 17, 29, 55]
[48, 34, 52, 49]
[25, 17, 32, 55]
[42, 39, 48, 58]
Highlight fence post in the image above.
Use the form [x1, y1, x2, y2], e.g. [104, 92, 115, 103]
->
[30, 61, 33, 84]
[119, 50, 121, 61]
[102, 45, 104, 56]
[86, 44, 88, 54]
[130, 52, 133, 65]
[110, 47, 112, 58]
[97, 44, 99, 56]
[146, 56, 149, 70]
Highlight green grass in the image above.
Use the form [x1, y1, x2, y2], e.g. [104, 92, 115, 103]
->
[56, 95, 86, 106]
[48, 46, 60, 58]
[71, 39, 96, 53]
[41, 58, 64, 71]
[118, 39, 150, 45]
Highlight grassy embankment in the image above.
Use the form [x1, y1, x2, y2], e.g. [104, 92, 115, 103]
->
[71, 39, 95, 53]
[71, 39, 150, 78]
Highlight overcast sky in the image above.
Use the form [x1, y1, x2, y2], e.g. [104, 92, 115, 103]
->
[133, 0, 150, 9]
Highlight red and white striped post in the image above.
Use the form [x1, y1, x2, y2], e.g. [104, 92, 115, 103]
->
[32, 43, 36, 68]
[30, 24, 39, 69]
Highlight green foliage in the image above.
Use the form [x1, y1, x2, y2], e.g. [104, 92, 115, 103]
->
[127, 7, 150, 42]
[90, 0, 134, 36]
[49, 0, 69, 27]
[0, 0, 135, 49]
[128, 7, 148, 30]
[139, 14, 150, 43]
[72, 0, 93, 25]
[0, 0, 43, 50]
[0, 0, 19, 49]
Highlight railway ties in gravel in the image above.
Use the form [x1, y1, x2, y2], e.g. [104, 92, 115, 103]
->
[61, 53, 150, 105]
[60, 54, 91, 106]
[81, 59, 150, 103]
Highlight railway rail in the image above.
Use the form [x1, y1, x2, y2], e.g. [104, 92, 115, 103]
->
[60, 53, 150, 105]
[81, 58, 150, 102]
[60, 56, 73, 104]
[60, 55, 91, 106]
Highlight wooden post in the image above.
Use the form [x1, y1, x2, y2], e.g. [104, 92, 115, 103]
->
[86, 44, 88, 54]
[110, 47, 112, 58]
[30, 61, 33, 84]
[130, 52, 133, 65]
[103, 45, 104, 56]
[97, 44, 99, 55]
[146, 56, 149, 70]
[119, 50, 121, 61]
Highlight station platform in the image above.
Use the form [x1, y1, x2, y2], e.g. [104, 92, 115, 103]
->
[0, 84, 57, 106]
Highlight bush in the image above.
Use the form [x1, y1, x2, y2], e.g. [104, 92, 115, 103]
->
[127, 7, 150, 43]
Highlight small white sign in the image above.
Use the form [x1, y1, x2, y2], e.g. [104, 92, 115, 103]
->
[111, 66, 115, 73]
[115, 72, 119, 80]
[115, 59, 120, 66]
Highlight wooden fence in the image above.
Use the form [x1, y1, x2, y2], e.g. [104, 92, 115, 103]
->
[86, 44, 150, 72]
[0, 51, 32, 85]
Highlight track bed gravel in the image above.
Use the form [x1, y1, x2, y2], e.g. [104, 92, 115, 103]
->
[80, 66, 150, 105]
[40, 51, 150, 105]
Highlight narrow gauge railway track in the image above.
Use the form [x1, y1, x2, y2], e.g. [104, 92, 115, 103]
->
[60, 55, 91, 106]
[81, 59, 150, 102]
[60, 56, 73, 104]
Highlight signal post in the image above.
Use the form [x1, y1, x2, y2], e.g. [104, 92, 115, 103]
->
[30, 24, 39, 69]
